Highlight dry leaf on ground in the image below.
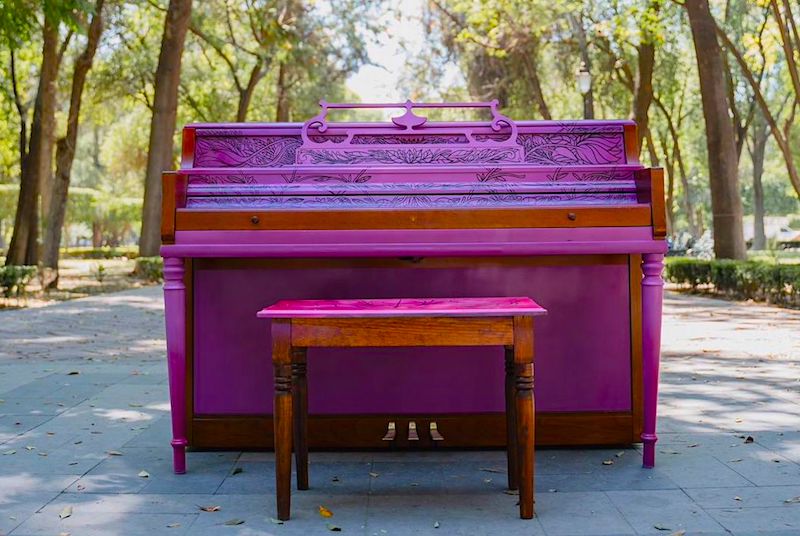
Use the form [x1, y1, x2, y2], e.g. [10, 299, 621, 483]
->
[223, 519, 244, 526]
[199, 505, 221, 512]
[319, 505, 334, 518]
[59, 506, 73, 520]
[138, 470, 150, 478]
[326, 523, 342, 531]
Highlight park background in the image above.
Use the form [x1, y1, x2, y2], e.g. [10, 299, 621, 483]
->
[0, 0, 798, 306]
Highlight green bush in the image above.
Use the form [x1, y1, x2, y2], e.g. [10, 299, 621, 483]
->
[665, 257, 800, 307]
[133, 257, 163, 282]
[0, 265, 37, 298]
[61, 246, 139, 260]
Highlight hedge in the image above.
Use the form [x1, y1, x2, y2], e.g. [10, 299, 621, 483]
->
[133, 257, 163, 282]
[665, 258, 800, 307]
[61, 246, 139, 259]
[0, 265, 37, 298]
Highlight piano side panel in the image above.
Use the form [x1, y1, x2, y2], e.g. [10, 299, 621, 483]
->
[192, 257, 632, 416]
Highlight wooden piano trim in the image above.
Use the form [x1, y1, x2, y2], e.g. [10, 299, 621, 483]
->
[175, 206, 652, 231]
[161, 172, 187, 244]
[634, 168, 667, 239]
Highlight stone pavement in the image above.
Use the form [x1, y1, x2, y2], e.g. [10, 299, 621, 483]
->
[1, 287, 799, 536]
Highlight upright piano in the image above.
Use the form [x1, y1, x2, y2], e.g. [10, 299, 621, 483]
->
[160, 101, 666, 472]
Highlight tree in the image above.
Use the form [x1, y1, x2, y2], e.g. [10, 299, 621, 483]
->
[6, 12, 60, 266]
[41, 0, 105, 288]
[748, 110, 769, 250]
[139, 0, 193, 258]
[684, 0, 746, 259]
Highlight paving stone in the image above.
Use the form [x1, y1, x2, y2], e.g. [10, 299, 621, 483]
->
[606, 489, 727, 534]
[2, 287, 800, 534]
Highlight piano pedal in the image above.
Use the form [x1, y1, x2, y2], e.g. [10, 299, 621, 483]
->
[382, 421, 397, 441]
[408, 421, 419, 441]
[429, 422, 444, 441]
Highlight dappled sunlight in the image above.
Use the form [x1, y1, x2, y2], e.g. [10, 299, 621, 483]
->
[93, 408, 157, 423]
[0, 473, 59, 504]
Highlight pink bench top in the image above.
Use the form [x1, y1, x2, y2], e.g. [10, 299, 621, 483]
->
[257, 296, 547, 319]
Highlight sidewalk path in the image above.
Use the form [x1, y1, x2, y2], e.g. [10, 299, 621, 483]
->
[1, 287, 799, 535]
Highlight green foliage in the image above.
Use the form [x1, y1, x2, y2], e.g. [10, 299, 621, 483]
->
[61, 246, 138, 259]
[665, 257, 800, 307]
[133, 256, 162, 282]
[0, 264, 36, 298]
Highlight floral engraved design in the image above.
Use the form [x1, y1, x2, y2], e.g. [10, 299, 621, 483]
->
[297, 147, 520, 165]
[517, 133, 624, 165]
[186, 192, 637, 209]
[350, 134, 469, 145]
[545, 168, 632, 182]
[476, 168, 526, 182]
[281, 169, 372, 184]
[189, 174, 257, 184]
[194, 136, 301, 167]
[309, 135, 347, 143]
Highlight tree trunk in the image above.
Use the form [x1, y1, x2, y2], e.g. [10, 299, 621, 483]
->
[42, 0, 105, 289]
[139, 0, 193, 257]
[750, 115, 769, 250]
[6, 15, 60, 266]
[632, 41, 655, 155]
[275, 62, 290, 122]
[236, 58, 266, 122]
[568, 12, 594, 119]
[685, 0, 746, 259]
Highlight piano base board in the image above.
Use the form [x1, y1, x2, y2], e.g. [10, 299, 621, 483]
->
[188, 412, 640, 450]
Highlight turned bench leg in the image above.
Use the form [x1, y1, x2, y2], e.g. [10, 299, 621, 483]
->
[272, 320, 293, 521]
[504, 346, 519, 491]
[292, 348, 309, 490]
[513, 316, 535, 519]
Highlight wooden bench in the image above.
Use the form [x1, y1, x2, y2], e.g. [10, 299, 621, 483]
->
[257, 296, 547, 520]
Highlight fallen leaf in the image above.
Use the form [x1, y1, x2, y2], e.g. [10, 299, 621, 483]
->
[326, 523, 341, 532]
[615, 451, 625, 458]
[504, 489, 519, 495]
[38, 452, 48, 457]
[138, 470, 150, 478]
[369, 472, 379, 478]
[231, 467, 243, 475]
[199, 505, 221, 512]
[223, 518, 244, 526]
[687, 443, 699, 448]
[166, 523, 181, 528]
[59, 506, 73, 520]
[319, 505, 334, 518]
[67, 371, 80, 375]
[784, 496, 800, 504]
[69, 462, 79, 466]
[269, 517, 284, 524]
[58, 532, 71, 536]
[744, 436, 754, 444]
[434, 521, 440, 528]
[734, 496, 742, 501]
[670, 531, 686, 536]
[483, 478, 492, 483]
[729, 459, 743, 463]
[480, 467, 506, 474]
[548, 488, 558, 493]
[106, 450, 123, 456]
[76, 484, 86, 491]
[331, 476, 340, 482]
[128, 403, 143, 408]
[25, 446, 35, 451]
[602, 460, 614, 465]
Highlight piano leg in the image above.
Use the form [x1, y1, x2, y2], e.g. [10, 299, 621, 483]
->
[641, 253, 665, 468]
[164, 257, 188, 474]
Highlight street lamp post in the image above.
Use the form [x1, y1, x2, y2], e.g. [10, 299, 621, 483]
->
[576, 62, 593, 119]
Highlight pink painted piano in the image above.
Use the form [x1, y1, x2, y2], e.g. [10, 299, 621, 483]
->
[160, 101, 666, 473]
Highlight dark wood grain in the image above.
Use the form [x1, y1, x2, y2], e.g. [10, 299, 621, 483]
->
[635, 168, 667, 239]
[291, 347, 309, 491]
[513, 316, 535, 519]
[624, 123, 640, 165]
[504, 346, 519, 491]
[161, 172, 177, 244]
[271, 319, 293, 520]
[291, 317, 514, 347]
[176, 206, 652, 231]
[190, 411, 635, 449]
